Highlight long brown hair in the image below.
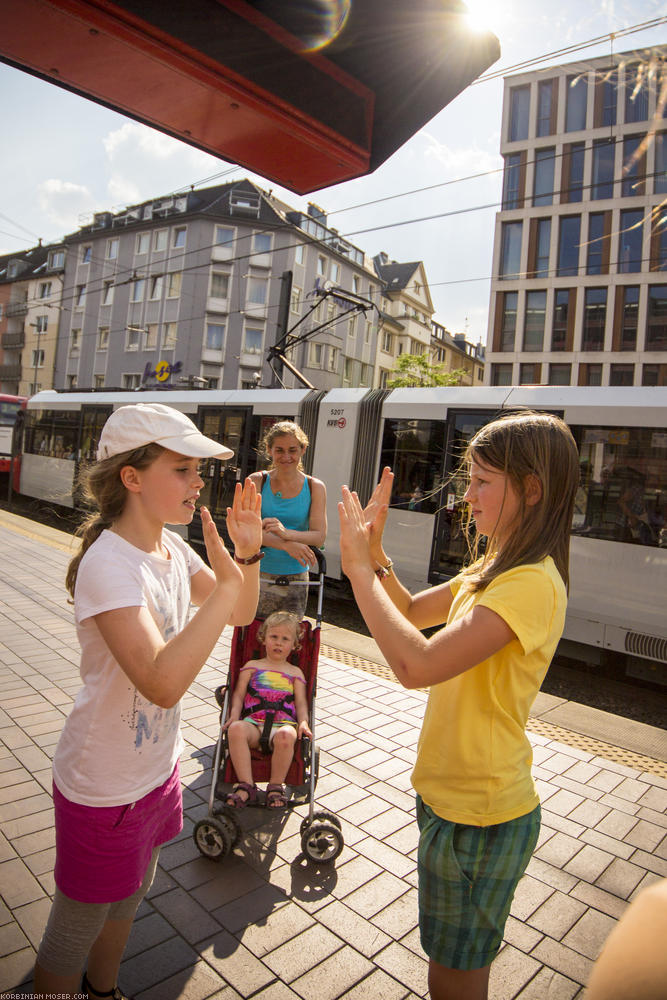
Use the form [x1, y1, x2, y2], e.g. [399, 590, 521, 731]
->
[65, 443, 164, 598]
[460, 411, 579, 592]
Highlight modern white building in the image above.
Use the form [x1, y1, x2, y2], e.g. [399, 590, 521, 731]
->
[485, 46, 667, 387]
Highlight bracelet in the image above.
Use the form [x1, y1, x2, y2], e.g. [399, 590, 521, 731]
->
[374, 558, 393, 580]
[234, 551, 264, 565]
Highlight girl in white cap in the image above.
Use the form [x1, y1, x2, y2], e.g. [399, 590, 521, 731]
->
[34, 403, 263, 1000]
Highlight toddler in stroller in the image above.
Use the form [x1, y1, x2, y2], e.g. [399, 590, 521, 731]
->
[223, 612, 312, 810]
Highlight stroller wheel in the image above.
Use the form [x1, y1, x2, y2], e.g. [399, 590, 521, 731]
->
[213, 805, 242, 847]
[193, 816, 233, 860]
[300, 811, 342, 836]
[301, 822, 344, 864]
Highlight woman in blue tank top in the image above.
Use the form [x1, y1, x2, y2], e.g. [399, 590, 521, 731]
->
[250, 421, 327, 618]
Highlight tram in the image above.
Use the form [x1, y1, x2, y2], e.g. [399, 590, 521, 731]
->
[17, 385, 667, 684]
[0, 393, 27, 489]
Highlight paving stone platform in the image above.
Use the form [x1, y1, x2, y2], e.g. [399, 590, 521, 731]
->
[0, 512, 666, 999]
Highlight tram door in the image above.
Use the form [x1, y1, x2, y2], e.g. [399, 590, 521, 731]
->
[429, 410, 490, 582]
[193, 407, 253, 542]
[76, 405, 113, 506]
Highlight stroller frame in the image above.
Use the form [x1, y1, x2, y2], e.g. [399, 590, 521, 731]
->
[193, 549, 344, 864]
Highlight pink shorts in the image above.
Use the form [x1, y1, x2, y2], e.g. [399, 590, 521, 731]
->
[53, 762, 183, 903]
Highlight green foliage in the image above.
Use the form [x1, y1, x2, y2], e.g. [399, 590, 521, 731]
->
[386, 354, 467, 388]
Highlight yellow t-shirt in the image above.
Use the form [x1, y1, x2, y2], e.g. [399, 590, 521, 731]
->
[411, 556, 567, 827]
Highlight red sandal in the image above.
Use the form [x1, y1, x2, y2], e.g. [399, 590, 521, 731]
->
[225, 781, 257, 809]
[266, 783, 287, 809]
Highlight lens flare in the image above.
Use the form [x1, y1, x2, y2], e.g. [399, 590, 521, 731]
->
[286, 0, 351, 52]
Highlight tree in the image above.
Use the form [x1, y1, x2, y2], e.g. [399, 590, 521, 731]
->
[386, 354, 467, 388]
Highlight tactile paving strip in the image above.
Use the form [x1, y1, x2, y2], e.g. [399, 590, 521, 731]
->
[320, 643, 667, 779]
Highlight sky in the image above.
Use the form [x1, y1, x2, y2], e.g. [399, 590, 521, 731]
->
[0, 0, 665, 347]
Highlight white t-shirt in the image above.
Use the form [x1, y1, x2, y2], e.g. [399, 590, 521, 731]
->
[52, 528, 205, 807]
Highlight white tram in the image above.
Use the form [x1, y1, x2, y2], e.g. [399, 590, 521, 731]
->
[18, 386, 667, 684]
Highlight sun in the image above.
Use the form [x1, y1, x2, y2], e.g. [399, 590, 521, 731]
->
[462, 0, 503, 35]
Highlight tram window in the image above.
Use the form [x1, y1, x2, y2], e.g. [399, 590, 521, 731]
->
[571, 425, 666, 547]
[24, 409, 78, 459]
[0, 400, 22, 425]
[379, 419, 446, 515]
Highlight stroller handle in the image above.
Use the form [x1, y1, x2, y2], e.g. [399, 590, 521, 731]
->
[310, 546, 326, 577]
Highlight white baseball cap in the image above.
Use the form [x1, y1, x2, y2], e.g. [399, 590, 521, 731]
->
[97, 403, 234, 460]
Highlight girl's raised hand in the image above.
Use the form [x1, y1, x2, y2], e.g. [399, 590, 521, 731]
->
[200, 505, 240, 585]
[338, 486, 374, 577]
[227, 478, 263, 558]
[362, 467, 393, 561]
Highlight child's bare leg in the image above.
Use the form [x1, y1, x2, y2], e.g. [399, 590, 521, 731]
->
[84, 916, 135, 995]
[428, 959, 490, 1000]
[227, 720, 259, 801]
[269, 726, 297, 784]
[33, 962, 82, 997]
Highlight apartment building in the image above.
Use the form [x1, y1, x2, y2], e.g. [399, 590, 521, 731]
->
[431, 321, 485, 384]
[0, 245, 65, 395]
[486, 46, 667, 387]
[53, 180, 381, 392]
[372, 255, 435, 387]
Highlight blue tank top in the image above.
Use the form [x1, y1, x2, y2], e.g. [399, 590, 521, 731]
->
[261, 474, 312, 575]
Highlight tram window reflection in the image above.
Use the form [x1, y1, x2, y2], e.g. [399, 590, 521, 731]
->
[379, 419, 446, 515]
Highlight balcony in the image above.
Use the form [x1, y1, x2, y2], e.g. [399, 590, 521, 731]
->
[5, 301, 28, 318]
[0, 362, 22, 380]
[1, 331, 24, 349]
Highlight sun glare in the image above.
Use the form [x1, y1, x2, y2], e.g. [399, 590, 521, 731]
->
[462, 0, 501, 35]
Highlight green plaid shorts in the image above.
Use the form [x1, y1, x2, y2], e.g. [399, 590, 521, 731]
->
[416, 796, 541, 970]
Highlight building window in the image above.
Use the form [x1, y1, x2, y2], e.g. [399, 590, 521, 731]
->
[144, 324, 158, 350]
[549, 363, 571, 385]
[38, 281, 52, 298]
[215, 226, 234, 246]
[167, 272, 182, 298]
[593, 69, 617, 127]
[294, 243, 304, 265]
[82, 245, 92, 263]
[247, 277, 267, 306]
[622, 135, 645, 197]
[502, 153, 524, 209]
[578, 363, 602, 386]
[586, 212, 610, 275]
[533, 148, 555, 206]
[136, 233, 150, 254]
[68, 375, 78, 389]
[499, 222, 522, 279]
[561, 142, 585, 203]
[536, 79, 557, 136]
[353, 275, 360, 295]
[102, 280, 114, 305]
[494, 291, 517, 352]
[348, 314, 357, 339]
[308, 342, 323, 367]
[290, 286, 302, 312]
[172, 227, 186, 248]
[557, 216, 581, 276]
[523, 290, 546, 351]
[126, 327, 140, 351]
[519, 362, 541, 384]
[106, 238, 119, 260]
[97, 326, 109, 350]
[163, 323, 177, 348]
[624, 63, 649, 123]
[656, 133, 667, 194]
[491, 363, 513, 385]
[317, 256, 326, 276]
[331, 262, 340, 284]
[149, 275, 164, 299]
[582, 288, 607, 351]
[614, 285, 639, 351]
[532, 218, 551, 278]
[382, 330, 392, 353]
[642, 363, 667, 385]
[565, 74, 587, 131]
[328, 346, 339, 373]
[210, 272, 229, 299]
[646, 286, 667, 350]
[243, 327, 263, 354]
[154, 229, 168, 251]
[552, 288, 574, 351]
[75, 284, 86, 307]
[609, 364, 634, 386]
[130, 278, 144, 302]
[70, 329, 81, 355]
[31, 349, 45, 369]
[618, 210, 644, 273]
[508, 85, 530, 141]
[49, 250, 64, 269]
[591, 139, 614, 199]
[122, 374, 141, 389]
[206, 322, 225, 351]
[253, 233, 271, 255]
[35, 314, 48, 334]
[650, 216, 667, 272]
